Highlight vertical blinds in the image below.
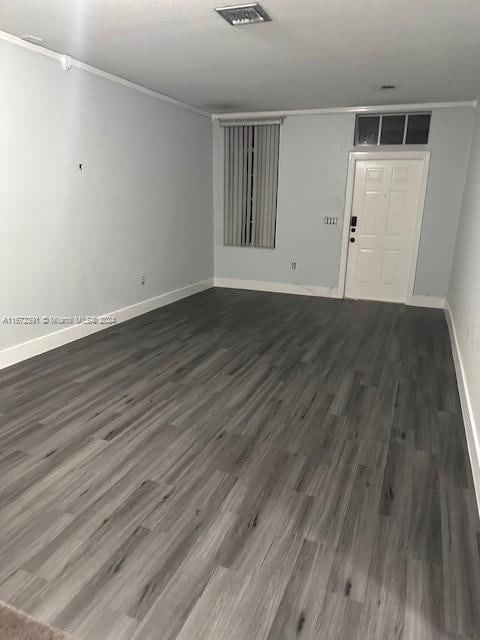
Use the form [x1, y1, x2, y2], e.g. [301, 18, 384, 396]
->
[224, 124, 280, 249]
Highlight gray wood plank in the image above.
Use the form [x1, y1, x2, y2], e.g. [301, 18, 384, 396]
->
[0, 288, 478, 640]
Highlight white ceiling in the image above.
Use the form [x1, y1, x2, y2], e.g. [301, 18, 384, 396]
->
[1, 0, 480, 113]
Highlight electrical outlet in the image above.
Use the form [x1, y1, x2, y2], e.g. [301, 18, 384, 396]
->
[140, 275, 145, 286]
[291, 261, 297, 271]
[474, 327, 480, 353]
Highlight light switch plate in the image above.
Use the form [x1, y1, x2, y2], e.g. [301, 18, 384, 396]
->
[324, 216, 338, 225]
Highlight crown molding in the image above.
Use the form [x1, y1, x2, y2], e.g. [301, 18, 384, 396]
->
[213, 100, 477, 121]
[0, 29, 210, 118]
[2, 28, 477, 122]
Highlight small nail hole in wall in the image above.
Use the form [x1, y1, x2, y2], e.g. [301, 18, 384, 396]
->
[78, 163, 83, 172]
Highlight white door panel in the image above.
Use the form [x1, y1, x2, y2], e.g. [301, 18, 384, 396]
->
[381, 249, 400, 285]
[357, 249, 374, 283]
[366, 167, 384, 182]
[362, 191, 381, 235]
[386, 192, 405, 236]
[345, 159, 425, 303]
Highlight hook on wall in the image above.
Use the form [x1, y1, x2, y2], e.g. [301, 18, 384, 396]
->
[61, 55, 72, 71]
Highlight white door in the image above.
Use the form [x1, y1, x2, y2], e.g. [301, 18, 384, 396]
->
[344, 158, 425, 303]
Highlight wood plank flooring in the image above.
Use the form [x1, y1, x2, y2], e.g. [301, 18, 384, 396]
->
[0, 288, 479, 640]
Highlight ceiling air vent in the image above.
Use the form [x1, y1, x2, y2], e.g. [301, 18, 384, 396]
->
[215, 3, 271, 26]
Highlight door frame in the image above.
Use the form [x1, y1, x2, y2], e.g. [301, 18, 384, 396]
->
[337, 150, 431, 305]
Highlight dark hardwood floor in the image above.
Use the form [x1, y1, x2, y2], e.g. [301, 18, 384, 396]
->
[0, 288, 479, 640]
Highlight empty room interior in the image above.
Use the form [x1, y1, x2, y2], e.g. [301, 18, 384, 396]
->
[1, 1, 480, 639]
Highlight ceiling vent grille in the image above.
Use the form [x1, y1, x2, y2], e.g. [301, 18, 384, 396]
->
[215, 3, 271, 26]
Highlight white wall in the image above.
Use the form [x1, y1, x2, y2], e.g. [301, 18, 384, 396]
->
[416, 107, 475, 296]
[214, 113, 354, 294]
[213, 108, 474, 298]
[447, 104, 480, 502]
[0, 39, 213, 354]
[1, 34, 475, 372]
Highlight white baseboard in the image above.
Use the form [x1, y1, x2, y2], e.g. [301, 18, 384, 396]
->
[0, 278, 214, 371]
[214, 280, 446, 308]
[445, 302, 480, 515]
[409, 295, 445, 309]
[214, 278, 339, 298]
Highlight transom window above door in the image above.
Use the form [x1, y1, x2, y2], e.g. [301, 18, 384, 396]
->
[354, 112, 431, 146]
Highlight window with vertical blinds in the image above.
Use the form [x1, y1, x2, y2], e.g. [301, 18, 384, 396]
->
[224, 124, 280, 249]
